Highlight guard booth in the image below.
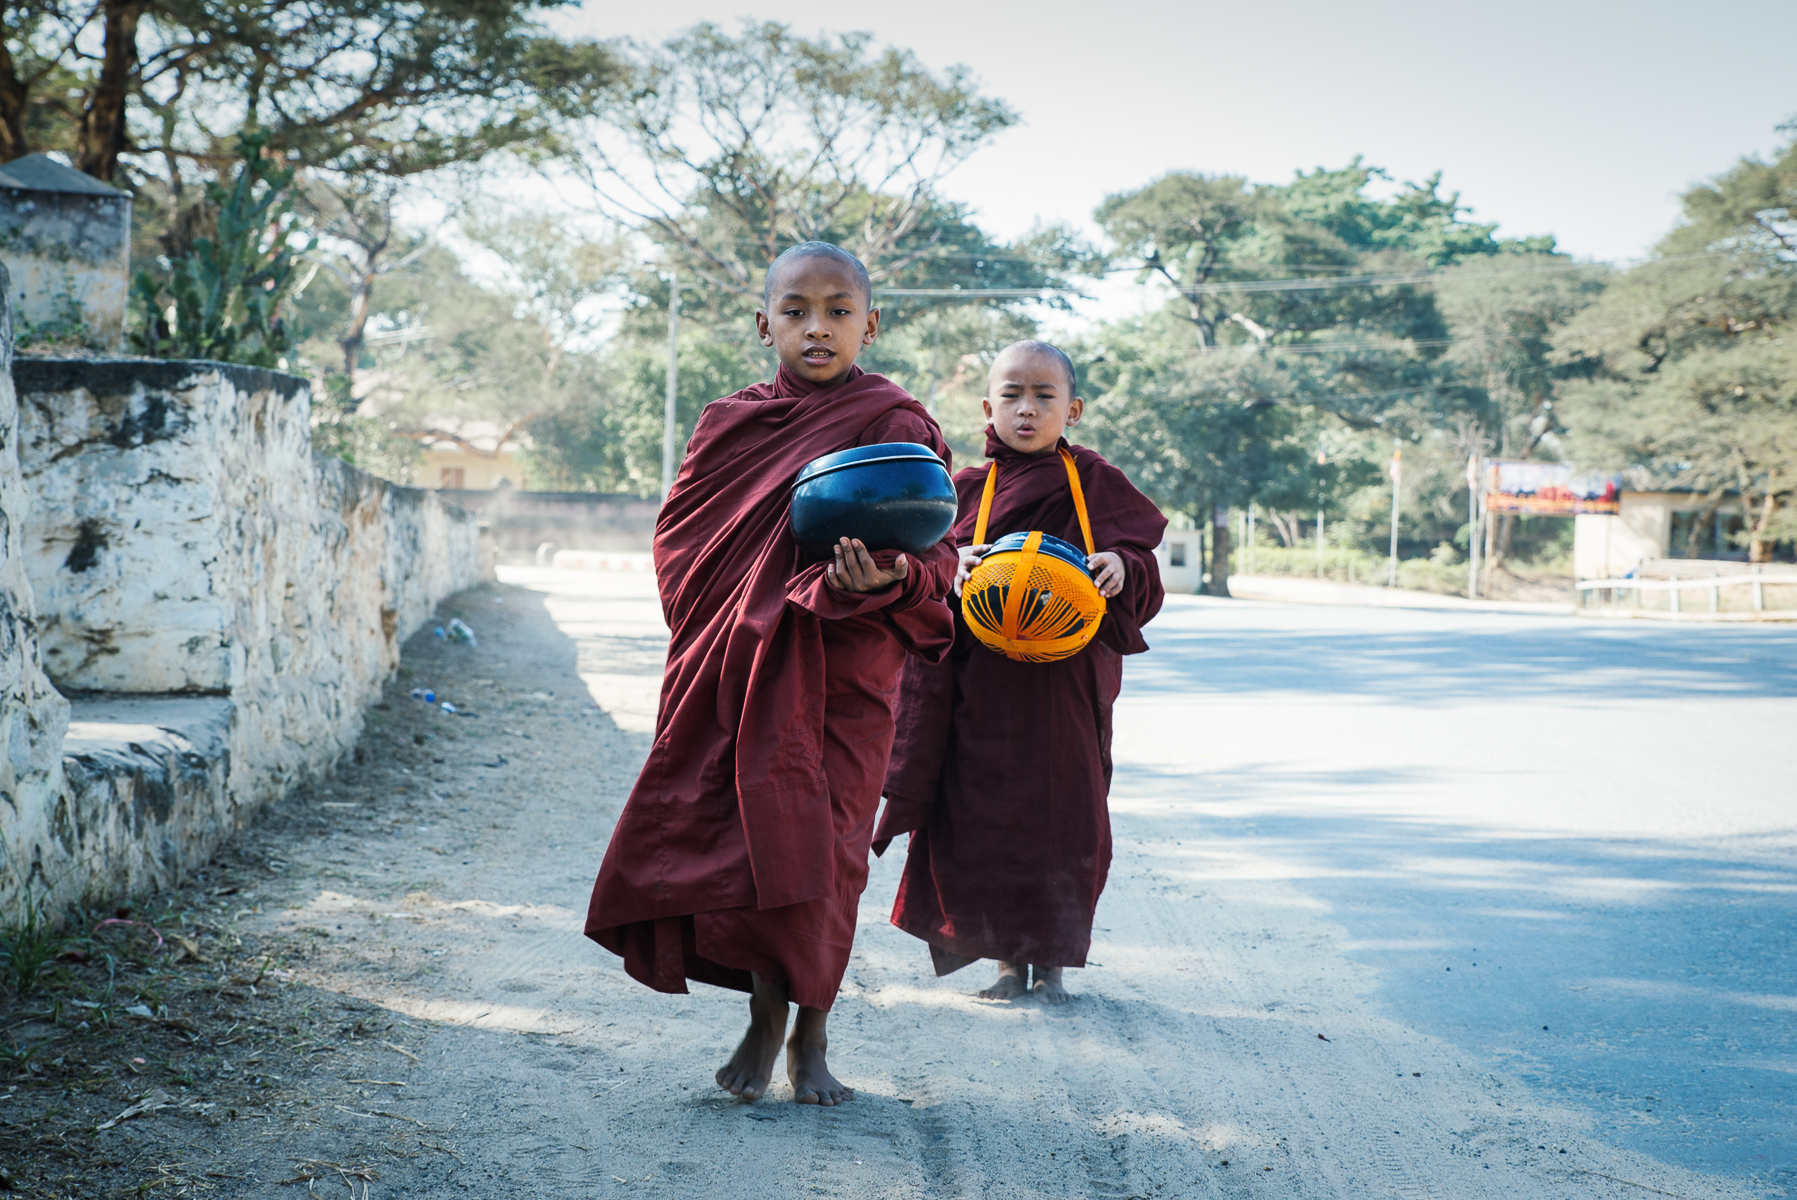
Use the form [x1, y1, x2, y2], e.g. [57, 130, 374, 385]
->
[1155, 530, 1207, 593]
[0, 153, 131, 349]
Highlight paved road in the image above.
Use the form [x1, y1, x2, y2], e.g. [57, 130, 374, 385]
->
[220, 570, 1794, 1197]
[1114, 596, 1797, 1194]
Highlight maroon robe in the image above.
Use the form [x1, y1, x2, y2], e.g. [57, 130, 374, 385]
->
[873, 430, 1167, 973]
[585, 365, 958, 1011]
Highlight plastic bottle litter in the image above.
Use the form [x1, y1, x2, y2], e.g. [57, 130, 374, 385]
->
[446, 618, 478, 646]
[440, 702, 458, 714]
[410, 688, 423, 700]
[423, 690, 436, 704]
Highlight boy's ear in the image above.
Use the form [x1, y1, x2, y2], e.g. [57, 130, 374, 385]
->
[862, 305, 881, 345]
[1067, 396, 1085, 425]
[755, 309, 773, 347]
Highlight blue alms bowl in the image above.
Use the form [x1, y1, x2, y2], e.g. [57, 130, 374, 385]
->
[985, 531, 1094, 577]
[790, 442, 957, 561]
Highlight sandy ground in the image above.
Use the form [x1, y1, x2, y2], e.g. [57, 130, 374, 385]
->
[34, 566, 1789, 1198]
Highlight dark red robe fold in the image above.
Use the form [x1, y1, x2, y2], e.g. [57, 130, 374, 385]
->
[585, 364, 957, 1010]
[873, 429, 1167, 973]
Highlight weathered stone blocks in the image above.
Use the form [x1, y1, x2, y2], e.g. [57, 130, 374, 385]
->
[0, 295, 484, 918]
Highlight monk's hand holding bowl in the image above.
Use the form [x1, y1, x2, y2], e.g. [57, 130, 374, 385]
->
[827, 537, 909, 593]
[953, 544, 993, 597]
[1088, 550, 1126, 598]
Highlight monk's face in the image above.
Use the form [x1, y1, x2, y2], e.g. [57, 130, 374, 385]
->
[984, 348, 1083, 455]
[756, 258, 880, 387]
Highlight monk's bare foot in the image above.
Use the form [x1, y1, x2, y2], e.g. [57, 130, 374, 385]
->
[1032, 965, 1073, 1005]
[787, 1006, 854, 1106]
[716, 973, 789, 1102]
[977, 960, 1028, 1001]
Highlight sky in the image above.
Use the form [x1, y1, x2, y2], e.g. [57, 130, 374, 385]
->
[556, 0, 1794, 267]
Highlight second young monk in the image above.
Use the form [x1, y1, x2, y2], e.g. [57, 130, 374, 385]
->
[585, 242, 958, 1103]
[873, 340, 1167, 1003]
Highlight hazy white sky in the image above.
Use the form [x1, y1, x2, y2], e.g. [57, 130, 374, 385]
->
[559, 0, 1793, 264]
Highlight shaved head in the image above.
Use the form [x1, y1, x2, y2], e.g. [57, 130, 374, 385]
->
[764, 241, 873, 307]
[995, 340, 1078, 395]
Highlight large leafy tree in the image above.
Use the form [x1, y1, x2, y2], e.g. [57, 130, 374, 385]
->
[1557, 124, 1797, 561]
[1089, 161, 1534, 591]
[0, 0, 619, 184]
[559, 21, 1016, 296]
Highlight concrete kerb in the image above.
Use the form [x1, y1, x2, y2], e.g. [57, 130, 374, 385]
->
[1225, 572, 1797, 623]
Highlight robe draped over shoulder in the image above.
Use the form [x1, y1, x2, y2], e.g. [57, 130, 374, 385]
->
[585, 365, 957, 1010]
[873, 429, 1166, 972]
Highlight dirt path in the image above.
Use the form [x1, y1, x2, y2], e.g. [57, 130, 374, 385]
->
[5, 567, 1767, 1198]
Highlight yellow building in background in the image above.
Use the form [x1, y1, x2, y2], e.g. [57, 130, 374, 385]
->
[416, 420, 524, 490]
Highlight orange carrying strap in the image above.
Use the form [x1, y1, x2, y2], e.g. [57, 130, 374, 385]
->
[971, 447, 1095, 554]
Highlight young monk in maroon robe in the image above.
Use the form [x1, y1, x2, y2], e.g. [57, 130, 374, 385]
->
[873, 340, 1167, 1003]
[585, 243, 958, 1104]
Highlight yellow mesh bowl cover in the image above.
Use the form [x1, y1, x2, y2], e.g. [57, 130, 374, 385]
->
[964, 533, 1106, 663]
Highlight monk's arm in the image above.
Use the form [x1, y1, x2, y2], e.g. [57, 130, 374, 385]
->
[1096, 543, 1165, 655]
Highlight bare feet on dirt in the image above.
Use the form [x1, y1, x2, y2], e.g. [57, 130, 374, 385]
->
[715, 973, 789, 1102]
[1031, 964, 1073, 1005]
[977, 960, 1028, 1000]
[787, 1007, 854, 1106]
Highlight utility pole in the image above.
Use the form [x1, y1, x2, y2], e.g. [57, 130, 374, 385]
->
[1315, 449, 1327, 579]
[926, 315, 942, 416]
[1387, 442, 1402, 587]
[661, 271, 680, 502]
[1466, 455, 1480, 600]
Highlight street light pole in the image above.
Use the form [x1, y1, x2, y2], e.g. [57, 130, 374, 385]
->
[1315, 449, 1327, 580]
[1387, 442, 1402, 587]
[1466, 455, 1480, 600]
[661, 271, 680, 502]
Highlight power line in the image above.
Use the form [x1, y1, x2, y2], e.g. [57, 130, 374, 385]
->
[876, 250, 1735, 301]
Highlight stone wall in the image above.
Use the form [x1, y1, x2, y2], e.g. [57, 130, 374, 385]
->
[0, 341, 485, 917]
[0, 266, 75, 909]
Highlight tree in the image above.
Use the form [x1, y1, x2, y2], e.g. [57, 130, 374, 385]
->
[559, 21, 1016, 296]
[298, 177, 434, 382]
[1, 1, 620, 183]
[1434, 256, 1608, 576]
[129, 133, 299, 366]
[1090, 161, 1529, 592]
[1557, 124, 1797, 561]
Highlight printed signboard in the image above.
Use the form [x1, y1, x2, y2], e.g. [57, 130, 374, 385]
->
[1484, 460, 1620, 515]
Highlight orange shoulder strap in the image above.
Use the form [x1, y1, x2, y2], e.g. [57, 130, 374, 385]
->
[972, 450, 1095, 553]
[972, 462, 999, 546]
[1060, 448, 1096, 555]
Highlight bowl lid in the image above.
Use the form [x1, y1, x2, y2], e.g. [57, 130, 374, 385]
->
[986, 531, 1093, 577]
[792, 442, 947, 489]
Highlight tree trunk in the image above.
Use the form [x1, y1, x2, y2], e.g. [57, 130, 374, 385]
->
[75, 0, 146, 182]
[1490, 513, 1516, 577]
[1482, 508, 1497, 598]
[1208, 501, 1231, 597]
[1748, 492, 1778, 564]
[339, 266, 377, 382]
[1269, 510, 1298, 548]
[0, 27, 29, 163]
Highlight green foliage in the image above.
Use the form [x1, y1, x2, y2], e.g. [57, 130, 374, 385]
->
[565, 21, 1016, 295]
[1556, 124, 1797, 557]
[527, 326, 768, 493]
[4, 1, 621, 180]
[0, 884, 62, 996]
[310, 414, 424, 484]
[130, 134, 298, 366]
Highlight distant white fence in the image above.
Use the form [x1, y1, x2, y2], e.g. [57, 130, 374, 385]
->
[1577, 566, 1797, 618]
[550, 549, 656, 573]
